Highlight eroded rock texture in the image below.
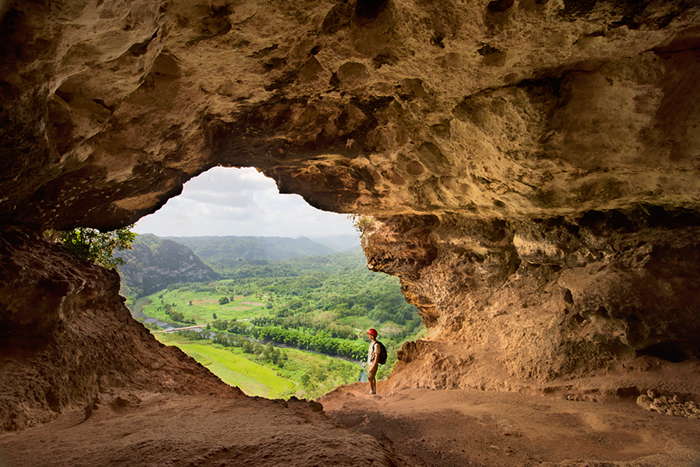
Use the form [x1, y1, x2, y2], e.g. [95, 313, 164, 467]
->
[0, 231, 239, 430]
[1, 0, 700, 428]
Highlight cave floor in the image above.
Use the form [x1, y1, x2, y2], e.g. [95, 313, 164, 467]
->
[322, 384, 700, 467]
[1, 386, 699, 467]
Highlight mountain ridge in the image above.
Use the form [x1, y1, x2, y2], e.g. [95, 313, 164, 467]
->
[118, 234, 219, 297]
[119, 234, 362, 297]
[164, 235, 342, 272]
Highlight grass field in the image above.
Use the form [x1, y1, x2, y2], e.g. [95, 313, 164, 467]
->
[140, 280, 409, 399]
[155, 332, 362, 399]
[141, 284, 271, 324]
[156, 334, 295, 398]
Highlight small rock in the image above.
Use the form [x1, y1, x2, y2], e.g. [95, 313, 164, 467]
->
[636, 395, 653, 410]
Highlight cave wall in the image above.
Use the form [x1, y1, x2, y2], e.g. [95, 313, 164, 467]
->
[366, 209, 700, 392]
[0, 230, 239, 430]
[1, 0, 700, 428]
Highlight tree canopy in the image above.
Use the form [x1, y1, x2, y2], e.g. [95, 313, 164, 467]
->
[59, 225, 136, 270]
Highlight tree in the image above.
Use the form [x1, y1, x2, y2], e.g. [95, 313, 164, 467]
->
[348, 214, 374, 235]
[58, 225, 136, 270]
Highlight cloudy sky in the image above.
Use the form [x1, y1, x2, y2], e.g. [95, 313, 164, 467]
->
[133, 167, 358, 239]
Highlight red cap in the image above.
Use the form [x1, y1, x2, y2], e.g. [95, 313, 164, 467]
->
[367, 328, 378, 336]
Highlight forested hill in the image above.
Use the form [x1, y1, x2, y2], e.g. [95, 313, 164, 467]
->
[118, 234, 365, 297]
[118, 234, 219, 297]
[165, 236, 338, 273]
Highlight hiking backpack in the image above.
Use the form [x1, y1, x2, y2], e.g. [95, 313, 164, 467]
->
[376, 341, 387, 365]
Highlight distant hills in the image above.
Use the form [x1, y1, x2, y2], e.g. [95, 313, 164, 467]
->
[119, 234, 361, 297]
[166, 236, 333, 261]
[306, 234, 360, 252]
[117, 234, 219, 297]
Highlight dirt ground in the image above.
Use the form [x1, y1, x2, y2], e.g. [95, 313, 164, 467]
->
[323, 384, 700, 467]
[1, 381, 699, 467]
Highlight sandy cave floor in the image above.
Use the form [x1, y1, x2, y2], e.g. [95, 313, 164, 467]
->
[323, 384, 700, 467]
[1, 382, 700, 467]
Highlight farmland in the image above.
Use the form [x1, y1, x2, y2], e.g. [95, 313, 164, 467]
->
[127, 241, 425, 399]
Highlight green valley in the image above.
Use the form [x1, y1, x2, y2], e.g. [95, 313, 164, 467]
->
[122, 235, 425, 399]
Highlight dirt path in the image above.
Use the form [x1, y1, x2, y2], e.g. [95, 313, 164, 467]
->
[0, 393, 404, 467]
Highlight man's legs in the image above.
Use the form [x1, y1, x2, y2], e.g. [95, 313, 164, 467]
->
[368, 368, 377, 395]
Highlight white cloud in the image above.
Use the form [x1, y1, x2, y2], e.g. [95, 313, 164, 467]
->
[133, 167, 358, 238]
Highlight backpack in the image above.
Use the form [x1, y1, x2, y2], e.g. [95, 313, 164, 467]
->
[376, 341, 387, 365]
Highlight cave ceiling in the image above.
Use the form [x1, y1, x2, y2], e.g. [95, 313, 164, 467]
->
[1, 0, 698, 232]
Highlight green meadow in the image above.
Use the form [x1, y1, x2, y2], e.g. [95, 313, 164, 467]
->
[141, 283, 271, 324]
[157, 334, 294, 398]
[155, 332, 362, 399]
[130, 246, 425, 399]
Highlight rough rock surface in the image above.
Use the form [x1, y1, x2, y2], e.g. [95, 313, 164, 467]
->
[1, 0, 700, 454]
[0, 393, 413, 467]
[3, 385, 700, 467]
[3, 0, 700, 231]
[0, 230, 239, 431]
[373, 208, 700, 393]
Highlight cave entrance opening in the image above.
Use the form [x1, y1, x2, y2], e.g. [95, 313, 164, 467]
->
[125, 166, 423, 400]
[134, 166, 358, 241]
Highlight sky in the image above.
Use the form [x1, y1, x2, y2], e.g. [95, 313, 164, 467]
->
[133, 167, 359, 239]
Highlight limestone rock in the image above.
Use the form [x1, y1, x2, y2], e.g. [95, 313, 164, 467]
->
[637, 391, 700, 418]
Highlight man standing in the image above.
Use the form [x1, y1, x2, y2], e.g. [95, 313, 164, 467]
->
[366, 328, 379, 395]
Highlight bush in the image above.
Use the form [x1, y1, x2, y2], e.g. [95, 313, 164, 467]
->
[57, 225, 136, 270]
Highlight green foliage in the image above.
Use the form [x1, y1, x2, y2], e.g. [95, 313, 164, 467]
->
[252, 326, 367, 360]
[117, 234, 219, 297]
[59, 225, 136, 270]
[158, 336, 295, 398]
[178, 329, 210, 340]
[348, 214, 374, 235]
[218, 296, 229, 305]
[171, 331, 361, 399]
[166, 236, 338, 273]
[133, 240, 426, 398]
[143, 321, 160, 331]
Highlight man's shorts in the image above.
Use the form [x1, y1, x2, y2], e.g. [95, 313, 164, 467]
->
[367, 366, 377, 380]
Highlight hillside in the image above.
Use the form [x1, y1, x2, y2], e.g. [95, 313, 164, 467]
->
[165, 235, 337, 273]
[118, 234, 219, 297]
[117, 234, 366, 299]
